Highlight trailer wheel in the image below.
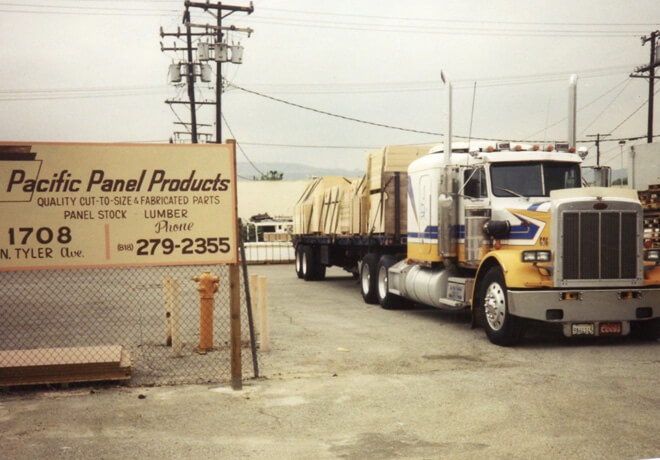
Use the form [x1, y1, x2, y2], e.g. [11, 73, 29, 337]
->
[301, 245, 316, 281]
[478, 267, 525, 346]
[294, 246, 303, 279]
[360, 253, 379, 304]
[377, 255, 402, 310]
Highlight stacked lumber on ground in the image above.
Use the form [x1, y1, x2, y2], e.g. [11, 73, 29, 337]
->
[640, 184, 660, 249]
[0, 345, 131, 386]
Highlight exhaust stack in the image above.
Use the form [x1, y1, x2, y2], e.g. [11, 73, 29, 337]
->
[568, 74, 578, 149]
[441, 71, 452, 164]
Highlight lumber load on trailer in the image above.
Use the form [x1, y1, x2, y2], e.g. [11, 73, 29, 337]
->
[293, 176, 355, 235]
[0, 345, 132, 386]
[365, 145, 430, 236]
[292, 146, 431, 239]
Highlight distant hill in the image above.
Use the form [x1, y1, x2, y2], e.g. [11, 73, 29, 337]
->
[238, 162, 363, 181]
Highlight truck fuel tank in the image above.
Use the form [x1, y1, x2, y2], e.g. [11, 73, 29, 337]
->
[388, 260, 458, 309]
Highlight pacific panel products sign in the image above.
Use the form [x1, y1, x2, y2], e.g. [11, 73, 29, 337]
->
[0, 142, 238, 270]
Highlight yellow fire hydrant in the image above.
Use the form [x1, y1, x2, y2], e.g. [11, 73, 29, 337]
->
[192, 271, 219, 352]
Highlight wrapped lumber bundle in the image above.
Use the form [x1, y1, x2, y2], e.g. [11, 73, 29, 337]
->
[365, 145, 430, 236]
[293, 176, 355, 236]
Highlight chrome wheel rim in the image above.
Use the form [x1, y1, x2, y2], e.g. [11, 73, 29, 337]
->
[377, 265, 388, 300]
[484, 282, 506, 331]
[302, 252, 308, 275]
[295, 249, 301, 273]
[361, 263, 370, 294]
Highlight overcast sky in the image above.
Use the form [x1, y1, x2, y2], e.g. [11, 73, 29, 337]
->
[0, 0, 658, 175]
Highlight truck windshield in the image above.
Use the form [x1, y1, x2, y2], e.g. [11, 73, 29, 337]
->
[490, 161, 581, 197]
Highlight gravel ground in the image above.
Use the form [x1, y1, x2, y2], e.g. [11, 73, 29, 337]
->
[1, 264, 659, 459]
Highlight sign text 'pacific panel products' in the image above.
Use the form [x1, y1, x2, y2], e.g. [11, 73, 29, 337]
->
[0, 142, 238, 270]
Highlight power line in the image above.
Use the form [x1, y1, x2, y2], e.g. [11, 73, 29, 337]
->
[221, 113, 265, 178]
[226, 80, 444, 137]
[239, 16, 643, 37]
[608, 86, 660, 134]
[523, 78, 631, 140]
[227, 80, 660, 145]
[240, 141, 378, 149]
[578, 79, 633, 136]
[258, 6, 658, 28]
[0, 8, 178, 16]
[0, 2, 178, 12]
[233, 66, 631, 95]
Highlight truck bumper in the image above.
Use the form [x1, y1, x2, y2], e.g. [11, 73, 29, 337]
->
[507, 288, 660, 334]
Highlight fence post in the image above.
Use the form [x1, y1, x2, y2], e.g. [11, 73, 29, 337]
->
[170, 278, 182, 357]
[229, 263, 242, 390]
[163, 275, 173, 346]
[249, 273, 259, 330]
[258, 276, 270, 352]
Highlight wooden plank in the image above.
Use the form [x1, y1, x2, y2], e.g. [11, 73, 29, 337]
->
[0, 345, 122, 368]
[0, 348, 131, 386]
[382, 145, 430, 172]
[368, 149, 385, 191]
[368, 193, 384, 234]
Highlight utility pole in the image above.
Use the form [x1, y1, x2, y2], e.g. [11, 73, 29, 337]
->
[587, 133, 611, 166]
[630, 30, 659, 143]
[161, 1, 253, 144]
[216, 6, 223, 144]
[184, 5, 198, 143]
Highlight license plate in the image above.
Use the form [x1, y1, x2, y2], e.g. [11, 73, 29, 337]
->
[599, 322, 622, 335]
[572, 323, 595, 336]
[447, 283, 465, 301]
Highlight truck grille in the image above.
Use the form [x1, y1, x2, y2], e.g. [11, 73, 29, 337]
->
[562, 211, 637, 280]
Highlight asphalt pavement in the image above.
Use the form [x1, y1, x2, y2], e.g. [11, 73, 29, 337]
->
[1, 264, 659, 459]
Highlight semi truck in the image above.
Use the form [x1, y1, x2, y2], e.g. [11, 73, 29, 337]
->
[292, 76, 660, 346]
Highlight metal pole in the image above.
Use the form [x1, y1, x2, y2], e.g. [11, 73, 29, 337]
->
[239, 219, 259, 378]
[216, 2, 223, 143]
[184, 6, 198, 143]
[648, 31, 656, 143]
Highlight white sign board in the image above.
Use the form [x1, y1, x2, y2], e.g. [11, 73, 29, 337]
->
[628, 143, 660, 190]
[0, 142, 238, 270]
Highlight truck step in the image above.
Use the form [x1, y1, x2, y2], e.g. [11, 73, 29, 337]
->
[437, 297, 470, 310]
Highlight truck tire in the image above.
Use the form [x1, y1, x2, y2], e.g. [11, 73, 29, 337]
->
[360, 253, 379, 304]
[314, 260, 326, 281]
[377, 255, 403, 310]
[301, 245, 316, 281]
[478, 267, 525, 346]
[294, 245, 303, 279]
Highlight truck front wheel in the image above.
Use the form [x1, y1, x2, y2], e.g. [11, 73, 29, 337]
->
[360, 254, 379, 304]
[479, 267, 525, 346]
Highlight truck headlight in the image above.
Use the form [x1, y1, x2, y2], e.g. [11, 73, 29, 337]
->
[522, 250, 552, 263]
[645, 249, 660, 261]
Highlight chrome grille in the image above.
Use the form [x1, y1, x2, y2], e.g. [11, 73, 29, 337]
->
[562, 211, 637, 280]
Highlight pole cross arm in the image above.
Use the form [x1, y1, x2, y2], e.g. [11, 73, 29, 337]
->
[185, 22, 254, 35]
[185, 1, 254, 14]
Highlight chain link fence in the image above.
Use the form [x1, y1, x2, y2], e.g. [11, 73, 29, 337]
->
[0, 262, 257, 386]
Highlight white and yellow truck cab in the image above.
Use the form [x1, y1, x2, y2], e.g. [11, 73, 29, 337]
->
[385, 142, 660, 345]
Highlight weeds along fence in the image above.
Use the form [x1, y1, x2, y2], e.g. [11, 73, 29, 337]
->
[0, 262, 258, 386]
